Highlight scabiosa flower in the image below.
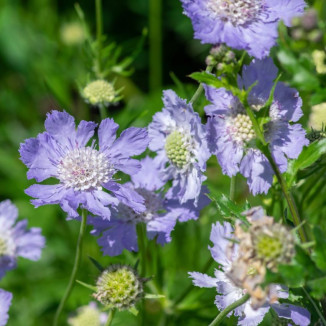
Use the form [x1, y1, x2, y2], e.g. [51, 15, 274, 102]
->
[68, 302, 107, 326]
[205, 58, 309, 195]
[148, 90, 211, 204]
[82, 80, 121, 107]
[94, 264, 144, 310]
[19, 111, 149, 220]
[189, 221, 310, 326]
[180, 0, 306, 59]
[89, 156, 210, 256]
[0, 200, 45, 280]
[0, 289, 12, 326]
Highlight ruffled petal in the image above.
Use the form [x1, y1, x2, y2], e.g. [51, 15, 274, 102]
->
[238, 303, 270, 326]
[98, 118, 119, 154]
[188, 272, 218, 288]
[0, 289, 12, 326]
[76, 120, 97, 147]
[272, 303, 311, 326]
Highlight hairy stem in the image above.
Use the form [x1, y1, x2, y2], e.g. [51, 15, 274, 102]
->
[105, 309, 116, 326]
[53, 209, 87, 326]
[95, 0, 103, 78]
[265, 151, 308, 243]
[208, 293, 250, 326]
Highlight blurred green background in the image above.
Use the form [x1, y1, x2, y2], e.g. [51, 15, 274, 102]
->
[1, 0, 326, 325]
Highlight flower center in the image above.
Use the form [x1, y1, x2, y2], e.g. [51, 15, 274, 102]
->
[58, 148, 113, 191]
[228, 113, 255, 143]
[0, 238, 8, 256]
[165, 131, 191, 169]
[207, 0, 262, 26]
[118, 188, 163, 223]
[255, 235, 283, 261]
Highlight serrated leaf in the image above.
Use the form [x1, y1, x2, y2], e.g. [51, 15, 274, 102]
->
[312, 227, 326, 271]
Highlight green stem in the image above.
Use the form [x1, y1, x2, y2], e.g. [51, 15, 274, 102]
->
[190, 66, 213, 104]
[95, 0, 103, 78]
[149, 0, 162, 91]
[99, 103, 107, 120]
[53, 209, 88, 326]
[175, 257, 214, 306]
[264, 151, 308, 243]
[229, 175, 236, 202]
[208, 293, 250, 326]
[105, 309, 116, 326]
[137, 223, 147, 277]
[302, 287, 326, 326]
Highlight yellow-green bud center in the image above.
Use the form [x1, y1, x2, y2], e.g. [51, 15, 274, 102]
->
[231, 113, 255, 143]
[165, 131, 190, 169]
[83, 80, 116, 106]
[94, 265, 143, 310]
[256, 235, 283, 261]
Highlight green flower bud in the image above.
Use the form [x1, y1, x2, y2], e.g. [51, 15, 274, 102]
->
[68, 303, 105, 326]
[60, 22, 85, 46]
[82, 80, 119, 107]
[94, 265, 143, 310]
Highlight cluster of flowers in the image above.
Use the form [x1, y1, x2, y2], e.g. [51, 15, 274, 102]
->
[0, 200, 45, 325]
[16, 0, 315, 324]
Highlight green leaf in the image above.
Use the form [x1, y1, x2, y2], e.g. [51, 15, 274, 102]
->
[307, 277, 326, 299]
[312, 227, 326, 271]
[128, 306, 139, 316]
[88, 256, 105, 272]
[278, 264, 305, 287]
[144, 293, 165, 299]
[76, 280, 97, 292]
[285, 139, 326, 186]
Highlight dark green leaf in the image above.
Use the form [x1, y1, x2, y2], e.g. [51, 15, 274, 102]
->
[312, 227, 326, 271]
[278, 264, 305, 287]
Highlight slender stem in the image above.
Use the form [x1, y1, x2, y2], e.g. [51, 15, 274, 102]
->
[265, 151, 308, 243]
[95, 0, 103, 78]
[99, 103, 107, 120]
[190, 66, 213, 104]
[149, 0, 162, 91]
[53, 209, 88, 326]
[302, 287, 326, 326]
[175, 257, 214, 306]
[105, 309, 116, 326]
[208, 293, 250, 326]
[137, 223, 147, 278]
[229, 175, 236, 201]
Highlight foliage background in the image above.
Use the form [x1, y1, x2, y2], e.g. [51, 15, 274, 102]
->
[0, 0, 325, 325]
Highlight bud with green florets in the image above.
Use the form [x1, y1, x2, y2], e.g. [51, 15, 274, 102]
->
[60, 22, 85, 46]
[205, 44, 235, 69]
[82, 80, 121, 107]
[165, 131, 191, 169]
[93, 265, 144, 310]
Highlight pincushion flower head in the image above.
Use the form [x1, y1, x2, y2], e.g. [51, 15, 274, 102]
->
[148, 90, 211, 205]
[89, 156, 210, 256]
[19, 110, 149, 220]
[0, 289, 12, 326]
[205, 58, 308, 195]
[0, 200, 45, 280]
[189, 219, 310, 326]
[180, 0, 306, 59]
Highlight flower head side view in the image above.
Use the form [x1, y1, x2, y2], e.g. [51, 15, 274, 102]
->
[181, 0, 306, 58]
[19, 110, 149, 220]
[204, 57, 309, 195]
[148, 90, 211, 205]
[189, 209, 311, 326]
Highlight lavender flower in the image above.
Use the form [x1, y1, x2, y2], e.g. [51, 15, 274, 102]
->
[180, 0, 306, 59]
[189, 222, 311, 326]
[0, 200, 45, 280]
[148, 90, 211, 205]
[0, 289, 12, 326]
[89, 156, 210, 256]
[19, 111, 149, 220]
[205, 58, 308, 195]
